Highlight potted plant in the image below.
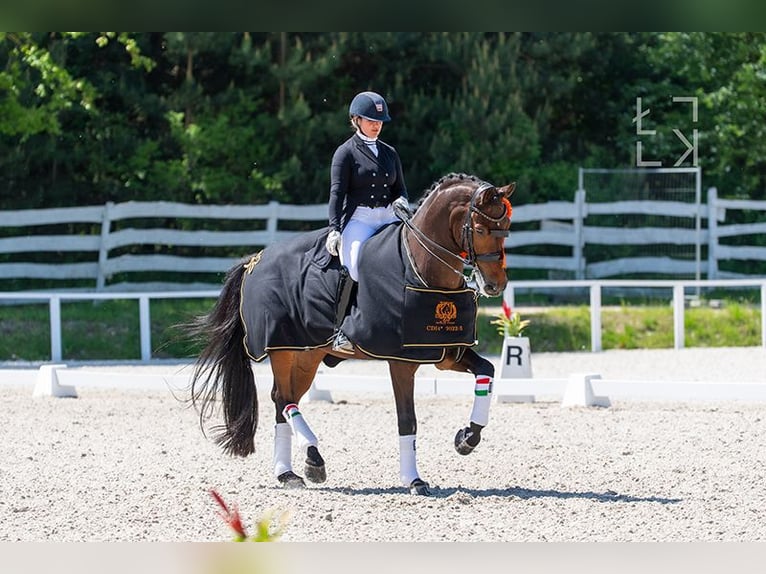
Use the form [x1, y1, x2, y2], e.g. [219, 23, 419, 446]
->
[490, 300, 531, 338]
[490, 300, 532, 379]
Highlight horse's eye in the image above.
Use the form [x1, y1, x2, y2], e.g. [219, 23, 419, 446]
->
[474, 226, 487, 236]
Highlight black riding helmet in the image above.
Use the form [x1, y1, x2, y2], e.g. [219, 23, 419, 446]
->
[348, 91, 391, 122]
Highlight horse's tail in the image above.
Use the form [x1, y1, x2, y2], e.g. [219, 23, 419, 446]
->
[187, 258, 257, 457]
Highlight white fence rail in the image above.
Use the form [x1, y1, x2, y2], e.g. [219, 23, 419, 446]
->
[1, 279, 763, 363]
[1, 188, 766, 291]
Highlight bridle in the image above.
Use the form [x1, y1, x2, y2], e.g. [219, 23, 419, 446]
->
[400, 181, 510, 285]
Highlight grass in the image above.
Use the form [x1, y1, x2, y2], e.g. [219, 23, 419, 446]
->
[0, 298, 215, 362]
[476, 302, 762, 355]
[0, 298, 761, 362]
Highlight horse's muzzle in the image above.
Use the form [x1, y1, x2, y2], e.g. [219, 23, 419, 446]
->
[482, 282, 504, 297]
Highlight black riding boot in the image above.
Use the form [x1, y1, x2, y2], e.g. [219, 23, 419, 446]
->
[332, 267, 357, 354]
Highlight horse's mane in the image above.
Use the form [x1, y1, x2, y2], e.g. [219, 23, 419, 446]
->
[416, 172, 485, 210]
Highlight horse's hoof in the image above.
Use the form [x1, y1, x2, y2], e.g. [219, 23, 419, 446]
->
[322, 355, 346, 368]
[409, 479, 431, 496]
[305, 445, 326, 483]
[277, 471, 306, 489]
[454, 426, 478, 455]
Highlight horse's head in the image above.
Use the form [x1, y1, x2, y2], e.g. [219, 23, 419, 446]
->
[408, 174, 515, 297]
[460, 181, 515, 297]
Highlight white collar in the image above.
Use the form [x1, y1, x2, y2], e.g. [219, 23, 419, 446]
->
[356, 130, 378, 143]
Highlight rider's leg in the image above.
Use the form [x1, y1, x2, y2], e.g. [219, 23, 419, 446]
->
[339, 216, 376, 282]
[333, 206, 399, 352]
[333, 213, 376, 352]
[332, 267, 356, 353]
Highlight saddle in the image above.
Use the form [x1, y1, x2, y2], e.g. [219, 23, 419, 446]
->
[239, 224, 478, 363]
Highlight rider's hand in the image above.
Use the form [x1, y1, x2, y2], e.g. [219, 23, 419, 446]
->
[392, 196, 413, 221]
[325, 229, 341, 256]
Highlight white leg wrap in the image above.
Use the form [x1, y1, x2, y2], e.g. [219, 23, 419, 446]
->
[273, 422, 293, 478]
[399, 434, 420, 487]
[283, 403, 318, 456]
[469, 375, 493, 427]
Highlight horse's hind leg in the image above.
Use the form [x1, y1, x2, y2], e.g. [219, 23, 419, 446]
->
[437, 349, 494, 455]
[270, 350, 326, 488]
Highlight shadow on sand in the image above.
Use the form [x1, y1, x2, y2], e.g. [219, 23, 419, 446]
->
[300, 485, 682, 504]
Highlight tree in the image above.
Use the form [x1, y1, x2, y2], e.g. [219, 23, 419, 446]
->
[641, 32, 766, 198]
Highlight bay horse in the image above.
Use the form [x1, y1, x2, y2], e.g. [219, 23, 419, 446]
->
[187, 173, 515, 495]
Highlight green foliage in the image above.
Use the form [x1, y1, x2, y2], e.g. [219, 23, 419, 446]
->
[1, 32, 764, 211]
[0, 32, 96, 140]
[490, 309, 531, 337]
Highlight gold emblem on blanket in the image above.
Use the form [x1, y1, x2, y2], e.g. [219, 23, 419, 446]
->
[401, 286, 477, 348]
[434, 300, 457, 325]
[243, 251, 263, 275]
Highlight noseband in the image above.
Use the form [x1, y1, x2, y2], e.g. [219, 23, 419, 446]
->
[400, 181, 510, 284]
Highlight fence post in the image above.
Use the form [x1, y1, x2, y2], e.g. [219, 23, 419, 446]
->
[574, 188, 586, 279]
[96, 202, 114, 291]
[503, 284, 515, 314]
[707, 187, 718, 280]
[762, 284, 766, 349]
[590, 284, 602, 352]
[267, 200, 279, 244]
[50, 295, 62, 361]
[673, 284, 685, 349]
[139, 295, 151, 361]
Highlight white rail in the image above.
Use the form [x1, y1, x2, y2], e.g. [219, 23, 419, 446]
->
[503, 278, 766, 351]
[1, 279, 763, 362]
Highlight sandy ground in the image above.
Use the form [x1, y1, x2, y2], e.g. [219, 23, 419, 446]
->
[1, 347, 765, 542]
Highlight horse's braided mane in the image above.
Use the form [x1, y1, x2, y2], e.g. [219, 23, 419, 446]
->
[416, 172, 484, 209]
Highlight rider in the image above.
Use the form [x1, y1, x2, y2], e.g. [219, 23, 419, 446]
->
[325, 91, 412, 353]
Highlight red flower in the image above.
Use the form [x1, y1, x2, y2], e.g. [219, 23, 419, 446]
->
[209, 489, 248, 541]
[501, 299, 511, 319]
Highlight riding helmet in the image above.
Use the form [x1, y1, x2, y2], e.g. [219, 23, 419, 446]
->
[348, 91, 391, 122]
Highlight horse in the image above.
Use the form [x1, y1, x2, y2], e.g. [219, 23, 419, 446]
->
[186, 173, 515, 496]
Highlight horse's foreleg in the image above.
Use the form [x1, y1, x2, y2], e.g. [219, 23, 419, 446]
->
[389, 361, 430, 495]
[270, 350, 326, 487]
[439, 349, 495, 455]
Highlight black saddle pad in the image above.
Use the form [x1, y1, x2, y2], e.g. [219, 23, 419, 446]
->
[342, 225, 478, 362]
[239, 224, 478, 363]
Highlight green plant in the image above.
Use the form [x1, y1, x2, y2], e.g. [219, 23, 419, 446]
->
[489, 300, 531, 337]
[209, 489, 288, 542]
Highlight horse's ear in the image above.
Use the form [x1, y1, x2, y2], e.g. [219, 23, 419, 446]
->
[497, 182, 516, 199]
[477, 182, 516, 206]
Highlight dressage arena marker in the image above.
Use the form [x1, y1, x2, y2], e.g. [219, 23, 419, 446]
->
[32, 364, 77, 398]
[560, 373, 611, 408]
[496, 334, 535, 403]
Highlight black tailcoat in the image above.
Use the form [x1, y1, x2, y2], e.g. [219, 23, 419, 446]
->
[328, 134, 408, 231]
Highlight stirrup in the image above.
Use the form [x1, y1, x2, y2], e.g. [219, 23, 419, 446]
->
[332, 331, 354, 354]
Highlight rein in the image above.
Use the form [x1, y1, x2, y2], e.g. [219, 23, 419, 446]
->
[400, 181, 510, 284]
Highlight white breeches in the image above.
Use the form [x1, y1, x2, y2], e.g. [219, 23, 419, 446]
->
[340, 205, 398, 282]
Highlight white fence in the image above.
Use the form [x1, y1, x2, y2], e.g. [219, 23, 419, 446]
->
[1, 188, 765, 291]
[0, 201, 326, 291]
[1, 279, 763, 362]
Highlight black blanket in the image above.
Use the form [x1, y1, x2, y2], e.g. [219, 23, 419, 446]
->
[239, 224, 478, 363]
